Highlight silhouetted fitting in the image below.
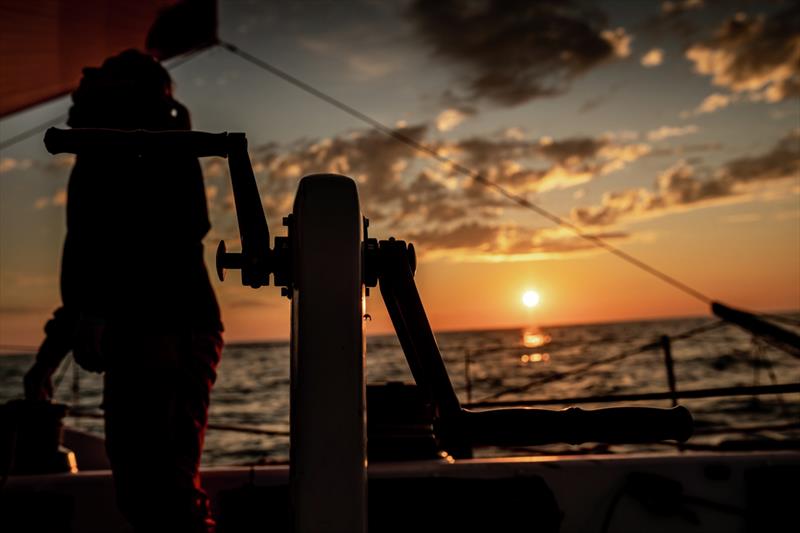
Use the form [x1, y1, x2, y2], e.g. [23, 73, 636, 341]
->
[215, 241, 243, 282]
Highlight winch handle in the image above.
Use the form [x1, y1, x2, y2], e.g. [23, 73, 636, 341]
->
[44, 127, 272, 288]
[44, 127, 231, 158]
[456, 405, 693, 446]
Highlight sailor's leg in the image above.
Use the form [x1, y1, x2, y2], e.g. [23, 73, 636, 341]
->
[103, 328, 222, 533]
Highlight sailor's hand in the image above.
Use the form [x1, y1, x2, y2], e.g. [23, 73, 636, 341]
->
[73, 317, 106, 373]
[24, 360, 56, 401]
[24, 325, 73, 401]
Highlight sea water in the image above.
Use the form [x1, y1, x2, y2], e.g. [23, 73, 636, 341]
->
[1, 315, 798, 465]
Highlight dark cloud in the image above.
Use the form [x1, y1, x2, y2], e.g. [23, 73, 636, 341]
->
[572, 129, 800, 226]
[203, 123, 431, 228]
[725, 130, 800, 182]
[406, 221, 630, 257]
[646, 141, 723, 158]
[233, 124, 650, 225]
[579, 93, 610, 113]
[453, 134, 649, 194]
[206, 122, 653, 259]
[538, 137, 608, 163]
[407, 221, 501, 251]
[686, 5, 800, 103]
[578, 83, 621, 113]
[228, 297, 279, 309]
[395, 170, 469, 225]
[406, 0, 628, 107]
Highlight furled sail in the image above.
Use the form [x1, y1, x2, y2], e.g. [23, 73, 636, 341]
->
[0, 0, 217, 118]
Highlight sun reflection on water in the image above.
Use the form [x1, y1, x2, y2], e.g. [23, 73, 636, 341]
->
[522, 330, 551, 348]
[520, 329, 552, 364]
[520, 353, 550, 364]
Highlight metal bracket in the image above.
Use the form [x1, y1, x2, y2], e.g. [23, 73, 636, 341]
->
[213, 133, 292, 295]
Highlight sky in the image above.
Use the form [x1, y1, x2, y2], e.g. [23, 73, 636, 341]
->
[0, 0, 799, 346]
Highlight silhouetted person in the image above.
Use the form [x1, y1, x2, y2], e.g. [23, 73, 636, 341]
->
[24, 49, 222, 533]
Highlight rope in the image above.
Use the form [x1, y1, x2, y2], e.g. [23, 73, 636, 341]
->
[0, 113, 69, 152]
[52, 355, 73, 392]
[477, 320, 726, 402]
[219, 40, 714, 306]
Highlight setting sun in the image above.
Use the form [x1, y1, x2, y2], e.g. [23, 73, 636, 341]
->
[522, 290, 540, 308]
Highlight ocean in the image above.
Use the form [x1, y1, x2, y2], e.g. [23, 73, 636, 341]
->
[1, 315, 798, 465]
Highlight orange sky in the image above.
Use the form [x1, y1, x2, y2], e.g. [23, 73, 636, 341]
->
[1, 1, 799, 347]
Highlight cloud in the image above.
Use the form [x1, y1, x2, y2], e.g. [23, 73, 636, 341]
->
[448, 134, 651, 194]
[661, 0, 704, 15]
[0, 158, 33, 174]
[347, 54, 396, 81]
[0, 155, 73, 178]
[724, 129, 800, 183]
[502, 127, 526, 140]
[774, 209, 800, 221]
[405, 222, 630, 260]
[217, 122, 656, 260]
[646, 141, 722, 158]
[572, 129, 800, 226]
[686, 7, 800, 103]
[33, 189, 67, 209]
[644, 0, 705, 38]
[647, 125, 698, 141]
[298, 35, 398, 81]
[239, 123, 430, 227]
[228, 297, 279, 309]
[641, 48, 664, 67]
[407, 221, 501, 251]
[601, 27, 632, 58]
[720, 213, 761, 224]
[406, 0, 627, 107]
[435, 108, 468, 132]
[297, 36, 330, 55]
[688, 92, 736, 115]
[3, 272, 57, 289]
[578, 81, 621, 114]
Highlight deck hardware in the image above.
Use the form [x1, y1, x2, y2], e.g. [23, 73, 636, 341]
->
[374, 237, 694, 457]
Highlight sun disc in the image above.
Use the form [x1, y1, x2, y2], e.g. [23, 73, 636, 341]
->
[522, 290, 540, 308]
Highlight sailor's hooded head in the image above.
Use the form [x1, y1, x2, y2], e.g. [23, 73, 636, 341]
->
[68, 49, 189, 131]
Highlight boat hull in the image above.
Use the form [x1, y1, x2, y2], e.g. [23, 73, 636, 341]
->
[4, 451, 797, 532]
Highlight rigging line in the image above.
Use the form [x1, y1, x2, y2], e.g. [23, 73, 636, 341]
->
[162, 45, 208, 70]
[759, 312, 800, 328]
[52, 355, 73, 392]
[0, 112, 68, 152]
[0, 46, 209, 152]
[219, 40, 714, 305]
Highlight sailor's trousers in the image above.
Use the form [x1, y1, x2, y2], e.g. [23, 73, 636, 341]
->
[102, 327, 222, 533]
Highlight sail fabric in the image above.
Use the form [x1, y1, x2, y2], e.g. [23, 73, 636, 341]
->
[0, 0, 217, 118]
